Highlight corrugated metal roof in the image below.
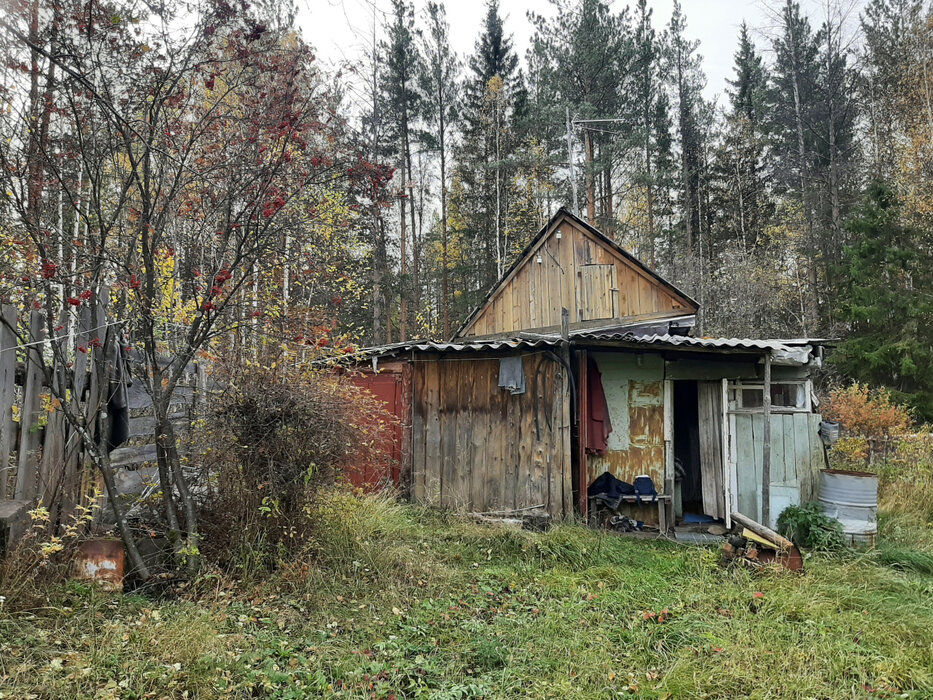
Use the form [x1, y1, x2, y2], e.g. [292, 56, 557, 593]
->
[318, 329, 828, 365]
[574, 332, 817, 352]
[315, 336, 563, 364]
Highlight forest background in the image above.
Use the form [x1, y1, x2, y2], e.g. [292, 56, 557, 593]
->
[1, 0, 931, 423]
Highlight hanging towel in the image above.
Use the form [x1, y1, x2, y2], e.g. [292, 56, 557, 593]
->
[586, 356, 612, 454]
[498, 356, 526, 395]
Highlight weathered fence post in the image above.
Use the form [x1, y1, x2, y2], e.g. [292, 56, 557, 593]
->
[14, 311, 45, 504]
[0, 305, 17, 499]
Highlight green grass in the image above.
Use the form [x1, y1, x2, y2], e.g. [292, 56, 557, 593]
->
[2, 493, 932, 699]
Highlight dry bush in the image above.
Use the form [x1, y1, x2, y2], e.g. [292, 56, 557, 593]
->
[198, 363, 394, 572]
[824, 383, 912, 466]
[823, 383, 933, 527]
[0, 500, 96, 610]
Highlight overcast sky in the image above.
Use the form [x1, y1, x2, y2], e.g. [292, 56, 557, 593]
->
[294, 0, 862, 107]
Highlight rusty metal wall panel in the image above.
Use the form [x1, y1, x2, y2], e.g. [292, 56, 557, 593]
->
[587, 353, 666, 491]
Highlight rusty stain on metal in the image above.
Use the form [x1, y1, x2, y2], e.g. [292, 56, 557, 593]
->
[74, 538, 124, 591]
[589, 379, 665, 487]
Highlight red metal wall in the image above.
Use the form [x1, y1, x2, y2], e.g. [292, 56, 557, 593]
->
[343, 368, 404, 490]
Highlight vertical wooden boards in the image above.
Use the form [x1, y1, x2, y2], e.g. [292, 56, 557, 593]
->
[0, 305, 17, 499]
[806, 413, 825, 503]
[722, 378, 734, 529]
[558, 225, 575, 321]
[14, 311, 44, 503]
[792, 413, 812, 500]
[398, 361, 413, 493]
[453, 361, 473, 510]
[504, 369, 519, 512]
[734, 413, 756, 519]
[439, 359, 457, 508]
[469, 360, 490, 511]
[579, 264, 616, 320]
[520, 355, 538, 509]
[488, 359, 506, 511]
[39, 310, 69, 509]
[411, 362, 426, 502]
[697, 381, 725, 519]
[457, 212, 698, 338]
[405, 353, 571, 519]
[423, 359, 442, 505]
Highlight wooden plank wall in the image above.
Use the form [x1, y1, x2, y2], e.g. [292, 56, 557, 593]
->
[0, 301, 200, 543]
[733, 411, 824, 522]
[410, 352, 571, 519]
[462, 217, 693, 337]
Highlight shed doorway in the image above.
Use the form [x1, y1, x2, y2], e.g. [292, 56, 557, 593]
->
[673, 380, 725, 522]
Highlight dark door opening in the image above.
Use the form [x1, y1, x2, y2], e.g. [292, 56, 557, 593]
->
[673, 381, 703, 520]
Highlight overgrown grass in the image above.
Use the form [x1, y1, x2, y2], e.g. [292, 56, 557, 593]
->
[2, 490, 932, 699]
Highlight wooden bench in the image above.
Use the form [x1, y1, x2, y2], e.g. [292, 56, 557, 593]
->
[591, 494, 673, 534]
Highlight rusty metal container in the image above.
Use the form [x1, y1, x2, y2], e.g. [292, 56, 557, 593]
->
[74, 538, 125, 591]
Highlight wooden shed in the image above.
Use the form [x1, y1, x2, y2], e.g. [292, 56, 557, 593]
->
[342, 209, 828, 531]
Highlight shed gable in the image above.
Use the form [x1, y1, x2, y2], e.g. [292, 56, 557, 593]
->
[457, 210, 698, 338]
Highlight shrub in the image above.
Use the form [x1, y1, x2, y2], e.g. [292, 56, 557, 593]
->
[777, 502, 846, 551]
[0, 499, 96, 610]
[198, 364, 394, 571]
[823, 383, 912, 467]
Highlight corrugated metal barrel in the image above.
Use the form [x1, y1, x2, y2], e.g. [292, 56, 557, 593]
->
[818, 469, 878, 547]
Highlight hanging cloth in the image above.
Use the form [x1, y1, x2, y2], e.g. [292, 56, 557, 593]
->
[498, 356, 526, 395]
[585, 356, 612, 454]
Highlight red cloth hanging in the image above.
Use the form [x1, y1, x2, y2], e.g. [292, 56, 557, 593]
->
[586, 356, 613, 455]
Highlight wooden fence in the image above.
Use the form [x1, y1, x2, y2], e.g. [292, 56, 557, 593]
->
[0, 302, 199, 550]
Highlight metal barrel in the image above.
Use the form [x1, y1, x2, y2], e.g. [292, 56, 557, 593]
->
[818, 469, 878, 547]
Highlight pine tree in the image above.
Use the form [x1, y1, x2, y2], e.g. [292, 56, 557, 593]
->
[666, 1, 706, 254]
[380, 0, 422, 340]
[714, 22, 772, 252]
[527, 0, 631, 226]
[420, 1, 459, 338]
[629, 0, 665, 266]
[833, 184, 933, 419]
[453, 0, 524, 304]
[769, 0, 822, 333]
[860, 0, 923, 180]
[729, 22, 768, 124]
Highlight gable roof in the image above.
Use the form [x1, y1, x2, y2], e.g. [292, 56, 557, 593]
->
[453, 207, 699, 339]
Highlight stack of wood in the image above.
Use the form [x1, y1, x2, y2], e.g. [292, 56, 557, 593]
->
[721, 511, 804, 572]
